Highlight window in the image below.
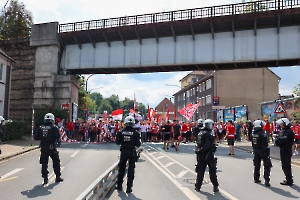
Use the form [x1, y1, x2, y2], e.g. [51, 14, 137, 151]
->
[206, 95, 212, 105]
[0, 63, 3, 81]
[206, 79, 211, 89]
[187, 90, 190, 97]
[199, 83, 202, 92]
[183, 93, 185, 100]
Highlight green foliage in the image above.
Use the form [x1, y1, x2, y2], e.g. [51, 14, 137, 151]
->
[292, 84, 300, 121]
[1, 121, 26, 141]
[107, 94, 120, 110]
[98, 99, 113, 113]
[0, 0, 33, 40]
[34, 105, 69, 132]
[120, 97, 134, 110]
[90, 92, 103, 107]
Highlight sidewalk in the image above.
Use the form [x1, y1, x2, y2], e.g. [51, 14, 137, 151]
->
[220, 140, 300, 166]
[0, 135, 40, 161]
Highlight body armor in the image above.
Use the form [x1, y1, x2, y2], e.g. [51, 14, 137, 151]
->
[120, 131, 135, 149]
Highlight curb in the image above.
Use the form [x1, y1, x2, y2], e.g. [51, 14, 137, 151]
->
[0, 146, 40, 161]
[234, 146, 300, 167]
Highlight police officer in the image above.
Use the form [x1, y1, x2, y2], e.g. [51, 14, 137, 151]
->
[192, 119, 203, 138]
[195, 119, 219, 193]
[252, 120, 272, 186]
[34, 113, 63, 185]
[275, 118, 294, 186]
[115, 116, 141, 193]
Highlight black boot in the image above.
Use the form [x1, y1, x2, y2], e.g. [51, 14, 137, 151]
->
[280, 180, 293, 186]
[115, 185, 123, 191]
[213, 186, 219, 192]
[55, 176, 64, 183]
[265, 180, 270, 187]
[0, 149, 2, 154]
[126, 187, 132, 193]
[43, 178, 48, 185]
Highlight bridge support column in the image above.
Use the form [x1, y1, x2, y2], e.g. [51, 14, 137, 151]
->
[30, 22, 79, 120]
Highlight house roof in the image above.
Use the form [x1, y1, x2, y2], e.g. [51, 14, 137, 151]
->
[0, 48, 16, 63]
[179, 71, 208, 82]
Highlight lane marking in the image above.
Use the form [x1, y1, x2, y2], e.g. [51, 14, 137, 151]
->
[164, 162, 175, 167]
[145, 144, 238, 200]
[0, 176, 18, 183]
[143, 152, 201, 200]
[70, 151, 80, 158]
[48, 167, 65, 183]
[156, 156, 165, 160]
[0, 168, 24, 180]
[176, 170, 188, 178]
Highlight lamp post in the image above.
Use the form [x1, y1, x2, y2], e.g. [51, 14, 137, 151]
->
[87, 87, 103, 93]
[85, 74, 94, 92]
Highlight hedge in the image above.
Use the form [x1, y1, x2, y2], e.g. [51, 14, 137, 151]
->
[1, 121, 26, 141]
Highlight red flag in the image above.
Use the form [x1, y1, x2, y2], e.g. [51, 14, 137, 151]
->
[166, 108, 170, 122]
[147, 104, 150, 120]
[133, 94, 136, 110]
[156, 114, 160, 123]
[174, 108, 177, 120]
[179, 100, 201, 121]
[111, 109, 123, 121]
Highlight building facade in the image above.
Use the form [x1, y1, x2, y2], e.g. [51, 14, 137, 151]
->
[0, 49, 15, 119]
[174, 69, 280, 122]
[155, 98, 176, 121]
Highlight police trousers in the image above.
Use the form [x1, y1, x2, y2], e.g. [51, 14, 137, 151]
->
[195, 153, 218, 189]
[280, 148, 293, 183]
[117, 148, 136, 188]
[40, 145, 61, 178]
[253, 150, 272, 181]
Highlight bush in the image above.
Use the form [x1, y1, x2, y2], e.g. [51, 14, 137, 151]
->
[1, 121, 26, 141]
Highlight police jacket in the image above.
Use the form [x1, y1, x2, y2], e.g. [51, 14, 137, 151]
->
[251, 127, 268, 152]
[196, 127, 215, 154]
[116, 126, 141, 149]
[34, 122, 60, 146]
[192, 126, 201, 137]
[276, 126, 294, 149]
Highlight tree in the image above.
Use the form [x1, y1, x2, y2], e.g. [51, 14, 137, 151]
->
[0, 0, 33, 40]
[107, 94, 120, 110]
[89, 92, 103, 107]
[98, 99, 113, 114]
[120, 97, 134, 110]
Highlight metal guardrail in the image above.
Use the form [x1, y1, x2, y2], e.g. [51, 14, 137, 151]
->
[58, 0, 300, 33]
[75, 161, 120, 200]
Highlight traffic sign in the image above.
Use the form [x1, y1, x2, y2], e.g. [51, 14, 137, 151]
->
[274, 102, 286, 114]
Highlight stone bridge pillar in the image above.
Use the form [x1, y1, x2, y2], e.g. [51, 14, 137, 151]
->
[30, 22, 79, 120]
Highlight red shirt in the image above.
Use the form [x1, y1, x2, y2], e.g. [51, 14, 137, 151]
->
[263, 121, 271, 132]
[67, 122, 74, 131]
[291, 125, 300, 139]
[152, 125, 159, 134]
[226, 124, 235, 138]
[181, 123, 188, 132]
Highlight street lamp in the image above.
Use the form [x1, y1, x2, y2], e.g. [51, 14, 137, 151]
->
[165, 84, 181, 89]
[87, 87, 103, 93]
[85, 74, 94, 92]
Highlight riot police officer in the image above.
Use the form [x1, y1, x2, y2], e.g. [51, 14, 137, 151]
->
[275, 118, 294, 186]
[115, 116, 141, 193]
[195, 119, 219, 193]
[34, 113, 63, 185]
[252, 120, 272, 186]
[192, 119, 203, 138]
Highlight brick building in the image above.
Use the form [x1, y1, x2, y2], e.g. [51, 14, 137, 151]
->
[174, 69, 280, 121]
[155, 97, 176, 121]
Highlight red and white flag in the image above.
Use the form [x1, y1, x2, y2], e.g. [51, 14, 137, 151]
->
[133, 94, 136, 110]
[111, 109, 123, 121]
[179, 100, 201, 121]
[147, 108, 156, 122]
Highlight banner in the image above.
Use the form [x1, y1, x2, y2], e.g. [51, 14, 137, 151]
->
[223, 108, 235, 122]
[235, 106, 247, 122]
[179, 100, 201, 121]
[111, 109, 123, 121]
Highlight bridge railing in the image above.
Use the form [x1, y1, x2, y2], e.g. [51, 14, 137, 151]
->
[58, 0, 300, 33]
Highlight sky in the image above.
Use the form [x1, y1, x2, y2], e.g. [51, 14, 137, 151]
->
[7, 0, 300, 107]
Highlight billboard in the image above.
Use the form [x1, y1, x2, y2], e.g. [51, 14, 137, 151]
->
[223, 108, 235, 122]
[72, 103, 78, 122]
[235, 106, 248, 122]
[216, 110, 223, 122]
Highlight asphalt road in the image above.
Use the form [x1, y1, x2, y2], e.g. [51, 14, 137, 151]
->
[1, 141, 300, 200]
[0, 142, 120, 200]
[107, 142, 300, 200]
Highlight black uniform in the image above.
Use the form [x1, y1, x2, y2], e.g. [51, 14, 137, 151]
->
[275, 126, 294, 185]
[195, 127, 218, 191]
[247, 122, 253, 141]
[252, 127, 272, 184]
[115, 126, 141, 192]
[34, 122, 62, 182]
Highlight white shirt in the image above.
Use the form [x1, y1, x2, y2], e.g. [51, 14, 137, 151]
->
[141, 125, 147, 132]
[130, 112, 142, 128]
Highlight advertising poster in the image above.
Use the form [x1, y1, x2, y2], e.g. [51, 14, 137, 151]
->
[261, 102, 278, 121]
[72, 103, 78, 122]
[223, 108, 235, 122]
[235, 106, 248, 122]
[216, 110, 224, 122]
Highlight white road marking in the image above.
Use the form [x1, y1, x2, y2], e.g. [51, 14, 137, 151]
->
[70, 151, 80, 158]
[143, 152, 201, 200]
[156, 156, 165, 160]
[0, 168, 24, 179]
[145, 144, 239, 200]
[48, 167, 65, 183]
[164, 162, 175, 167]
[82, 144, 87, 148]
[176, 170, 188, 178]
